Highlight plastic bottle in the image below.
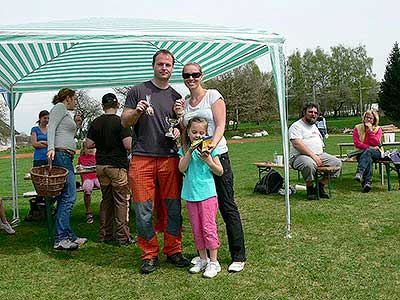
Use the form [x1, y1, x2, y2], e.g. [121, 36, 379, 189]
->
[273, 149, 278, 164]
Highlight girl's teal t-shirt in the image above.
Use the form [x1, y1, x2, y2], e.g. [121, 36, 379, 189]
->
[178, 147, 219, 202]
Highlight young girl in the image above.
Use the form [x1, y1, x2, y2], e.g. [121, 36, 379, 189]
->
[178, 117, 223, 278]
[78, 142, 100, 224]
[0, 197, 15, 235]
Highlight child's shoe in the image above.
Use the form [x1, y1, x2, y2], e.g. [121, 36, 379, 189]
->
[0, 222, 15, 235]
[189, 258, 209, 273]
[191, 256, 201, 265]
[203, 261, 221, 278]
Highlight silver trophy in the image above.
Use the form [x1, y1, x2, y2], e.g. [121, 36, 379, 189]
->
[165, 116, 179, 138]
[145, 94, 154, 116]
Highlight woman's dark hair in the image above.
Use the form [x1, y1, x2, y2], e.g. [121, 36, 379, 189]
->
[37, 110, 49, 125]
[152, 49, 175, 66]
[52, 88, 75, 105]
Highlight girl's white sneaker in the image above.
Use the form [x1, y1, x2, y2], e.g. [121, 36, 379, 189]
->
[203, 261, 221, 278]
[191, 256, 201, 265]
[189, 258, 209, 273]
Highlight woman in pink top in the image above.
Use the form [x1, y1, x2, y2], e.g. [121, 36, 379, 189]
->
[352, 110, 382, 192]
[78, 142, 100, 223]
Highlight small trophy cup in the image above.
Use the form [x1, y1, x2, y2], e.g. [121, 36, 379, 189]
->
[145, 94, 154, 116]
[165, 116, 179, 138]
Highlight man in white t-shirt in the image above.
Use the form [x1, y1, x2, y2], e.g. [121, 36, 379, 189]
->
[289, 103, 341, 200]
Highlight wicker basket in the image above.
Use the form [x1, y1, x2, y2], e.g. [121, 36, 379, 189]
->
[30, 165, 69, 197]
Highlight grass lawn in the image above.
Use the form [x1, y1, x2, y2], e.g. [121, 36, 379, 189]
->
[0, 134, 399, 300]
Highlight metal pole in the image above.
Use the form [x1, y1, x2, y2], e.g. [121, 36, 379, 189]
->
[9, 91, 20, 225]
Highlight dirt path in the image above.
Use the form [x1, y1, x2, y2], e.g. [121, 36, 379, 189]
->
[0, 137, 266, 159]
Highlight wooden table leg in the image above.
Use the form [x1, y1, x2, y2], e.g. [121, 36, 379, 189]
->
[44, 196, 54, 242]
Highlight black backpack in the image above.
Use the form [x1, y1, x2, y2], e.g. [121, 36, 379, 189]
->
[253, 169, 283, 194]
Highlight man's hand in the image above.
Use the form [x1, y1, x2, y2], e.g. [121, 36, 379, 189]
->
[174, 98, 185, 117]
[311, 154, 322, 166]
[136, 100, 149, 114]
[172, 127, 180, 140]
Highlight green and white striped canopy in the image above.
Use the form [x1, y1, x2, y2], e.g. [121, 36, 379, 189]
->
[1, 18, 290, 236]
[0, 18, 284, 97]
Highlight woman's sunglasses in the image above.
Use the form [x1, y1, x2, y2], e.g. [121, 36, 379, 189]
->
[182, 72, 202, 79]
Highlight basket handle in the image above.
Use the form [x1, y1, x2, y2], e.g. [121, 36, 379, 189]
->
[48, 158, 52, 175]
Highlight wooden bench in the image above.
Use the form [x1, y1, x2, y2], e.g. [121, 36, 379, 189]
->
[23, 187, 99, 241]
[23, 186, 99, 198]
[341, 156, 399, 191]
[253, 162, 291, 180]
[253, 162, 340, 198]
[314, 166, 341, 199]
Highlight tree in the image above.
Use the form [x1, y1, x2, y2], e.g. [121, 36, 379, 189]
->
[379, 42, 400, 120]
[204, 62, 277, 129]
[287, 44, 378, 117]
[287, 50, 307, 114]
[0, 96, 9, 145]
[113, 86, 132, 105]
[0, 95, 7, 122]
[74, 90, 102, 139]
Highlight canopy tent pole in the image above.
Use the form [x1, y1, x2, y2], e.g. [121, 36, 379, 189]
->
[270, 43, 291, 239]
[8, 90, 21, 224]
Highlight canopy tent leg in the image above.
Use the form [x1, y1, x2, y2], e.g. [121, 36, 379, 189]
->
[6, 91, 21, 226]
[270, 43, 291, 239]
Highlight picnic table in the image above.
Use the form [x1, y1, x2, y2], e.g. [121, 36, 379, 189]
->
[24, 165, 97, 241]
[337, 142, 400, 158]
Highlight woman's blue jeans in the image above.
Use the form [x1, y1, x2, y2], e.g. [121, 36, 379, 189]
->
[53, 151, 77, 243]
[357, 148, 382, 184]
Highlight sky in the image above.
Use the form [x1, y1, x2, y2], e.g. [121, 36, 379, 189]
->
[1, 0, 399, 134]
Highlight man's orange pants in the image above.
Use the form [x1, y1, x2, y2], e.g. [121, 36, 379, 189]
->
[129, 156, 183, 260]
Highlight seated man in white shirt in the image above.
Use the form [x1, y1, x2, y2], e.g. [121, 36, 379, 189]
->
[289, 103, 342, 200]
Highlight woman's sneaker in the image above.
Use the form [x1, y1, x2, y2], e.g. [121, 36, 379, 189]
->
[0, 222, 15, 234]
[363, 182, 372, 193]
[53, 239, 79, 250]
[203, 261, 221, 278]
[189, 258, 209, 273]
[228, 261, 245, 273]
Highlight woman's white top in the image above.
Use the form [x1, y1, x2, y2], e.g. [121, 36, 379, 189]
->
[183, 89, 228, 154]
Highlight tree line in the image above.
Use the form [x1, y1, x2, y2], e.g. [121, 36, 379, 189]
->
[286, 44, 379, 117]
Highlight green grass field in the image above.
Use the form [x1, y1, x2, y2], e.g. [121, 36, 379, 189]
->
[0, 133, 399, 300]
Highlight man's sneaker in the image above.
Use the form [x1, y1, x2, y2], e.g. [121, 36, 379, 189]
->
[53, 239, 79, 251]
[203, 261, 221, 278]
[363, 182, 372, 193]
[166, 252, 190, 268]
[118, 236, 136, 247]
[140, 257, 159, 274]
[191, 256, 201, 265]
[0, 222, 15, 234]
[189, 258, 209, 273]
[354, 172, 363, 182]
[228, 261, 245, 273]
[73, 237, 88, 246]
